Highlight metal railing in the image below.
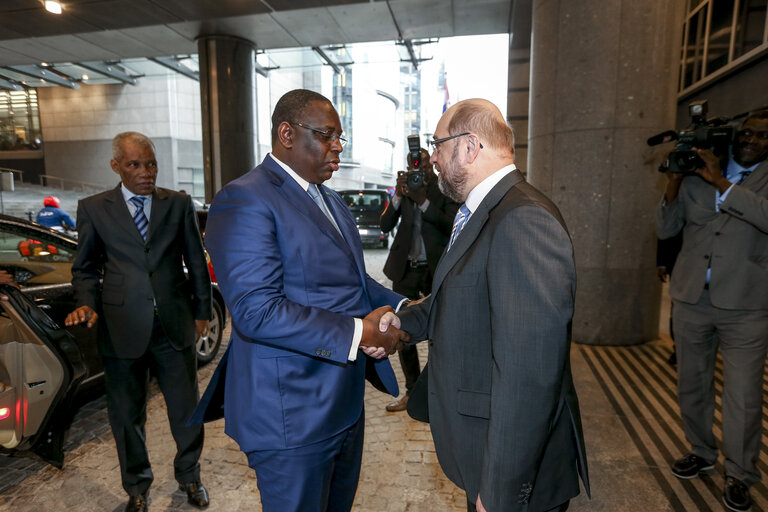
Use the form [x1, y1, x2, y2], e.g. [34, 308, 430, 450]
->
[39, 174, 109, 192]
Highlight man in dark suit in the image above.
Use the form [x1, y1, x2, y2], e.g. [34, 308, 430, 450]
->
[65, 132, 212, 512]
[193, 89, 408, 512]
[377, 99, 589, 511]
[380, 147, 458, 412]
[658, 110, 768, 512]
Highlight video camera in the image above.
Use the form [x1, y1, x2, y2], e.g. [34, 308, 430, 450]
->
[402, 134, 425, 190]
[647, 100, 734, 174]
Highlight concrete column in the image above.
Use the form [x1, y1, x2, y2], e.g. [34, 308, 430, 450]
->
[507, 0, 532, 175]
[198, 35, 257, 201]
[528, 0, 684, 345]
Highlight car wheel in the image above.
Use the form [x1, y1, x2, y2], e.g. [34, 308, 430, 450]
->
[196, 299, 223, 365]
[380, 239, 388, 249]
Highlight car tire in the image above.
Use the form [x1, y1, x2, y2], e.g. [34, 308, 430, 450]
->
[380, 239, 389, 249]
[196, 299, 223, 365]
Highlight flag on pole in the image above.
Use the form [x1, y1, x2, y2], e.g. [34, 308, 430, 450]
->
[442, 75, 450, 113]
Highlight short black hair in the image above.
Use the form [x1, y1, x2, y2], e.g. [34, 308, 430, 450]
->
[745, 109, 768, 124]
[271, 89, 332, 143]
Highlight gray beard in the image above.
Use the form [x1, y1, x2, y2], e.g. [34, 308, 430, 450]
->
[438, 169, 466, 203]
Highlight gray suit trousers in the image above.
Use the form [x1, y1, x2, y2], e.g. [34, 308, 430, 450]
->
[673, 289, 768, 485]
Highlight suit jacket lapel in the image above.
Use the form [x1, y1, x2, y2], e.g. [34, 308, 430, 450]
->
[103, 184, 146, 244]
[430, 170, 524, 302]
[146, 188, 170, 244]
[262, 157, 357, 261]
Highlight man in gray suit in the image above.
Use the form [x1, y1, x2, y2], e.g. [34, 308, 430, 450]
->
[376, 99, 589, 512]
[658, 110, 768, 512]
[65, 132, 212, 512]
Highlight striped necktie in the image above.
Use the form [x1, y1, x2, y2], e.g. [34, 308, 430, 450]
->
[447, 204, 470, 251]
[129, 196, 149, 240]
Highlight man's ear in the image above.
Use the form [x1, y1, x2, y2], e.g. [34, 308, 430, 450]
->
[276, 121, 295, 149]
[110, 159, 120, 175]
[464, 134, 482, 164]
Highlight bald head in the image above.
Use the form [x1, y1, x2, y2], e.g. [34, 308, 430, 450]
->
[444, 99, 515, 158]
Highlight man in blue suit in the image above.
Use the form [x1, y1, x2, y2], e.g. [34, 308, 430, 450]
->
[196, 89, 408, 512]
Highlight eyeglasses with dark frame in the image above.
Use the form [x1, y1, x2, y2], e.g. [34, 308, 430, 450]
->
[290, 122, 348, 146]
[429, 132, 483, 150]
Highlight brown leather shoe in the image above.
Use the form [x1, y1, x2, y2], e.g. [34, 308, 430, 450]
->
[125, 491, 148, 512]
[180, 480, 210, 508]
[385, 394, 409, 412]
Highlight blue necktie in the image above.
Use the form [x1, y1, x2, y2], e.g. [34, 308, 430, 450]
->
[447, 204, 471, 251]
[739, 170, 752, 184]
[129, 196, 149, 241]
[308, 184, 341, 234]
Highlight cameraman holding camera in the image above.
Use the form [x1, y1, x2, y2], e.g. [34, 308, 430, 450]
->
[380, 145, 459, 412]
[657, 110, 768, 512]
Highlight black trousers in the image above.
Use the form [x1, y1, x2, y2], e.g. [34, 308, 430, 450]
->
[103, 314, 203, 495]
[392, 264, 432, 394]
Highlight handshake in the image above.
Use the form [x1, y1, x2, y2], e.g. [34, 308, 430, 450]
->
[360, 306, 410, 359]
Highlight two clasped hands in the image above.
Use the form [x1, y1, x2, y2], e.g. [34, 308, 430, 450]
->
[359, 305, 409, 359]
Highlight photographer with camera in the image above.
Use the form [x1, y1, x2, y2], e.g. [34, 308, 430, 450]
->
[380, 139, 459, 412]
[656, 109, 768, 512]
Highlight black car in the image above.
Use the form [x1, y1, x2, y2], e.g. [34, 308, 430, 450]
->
[0, 214, 227, 467]
[338, 189, 390, 248]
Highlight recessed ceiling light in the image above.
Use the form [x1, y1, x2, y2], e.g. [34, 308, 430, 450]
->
[81, 74, 89, 81]
[44, 1, 63, 14]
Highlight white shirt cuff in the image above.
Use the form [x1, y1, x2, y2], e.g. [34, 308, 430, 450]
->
[391, 194, 402, 209]
[418, 198, 430, 212]
[349, 318, 363, 361]
[395, 298, 409, 313]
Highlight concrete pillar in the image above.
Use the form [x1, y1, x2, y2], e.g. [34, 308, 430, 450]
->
[528, 0, 684, 345]
[198, 35, 257, 201]
[507, 0, 532, 175]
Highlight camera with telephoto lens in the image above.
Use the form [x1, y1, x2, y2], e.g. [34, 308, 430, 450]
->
[647, 100, 734, 174]
[405, 134, 425, 190]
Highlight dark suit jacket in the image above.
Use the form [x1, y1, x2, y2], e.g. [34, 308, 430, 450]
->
[72, 185, 212, 358]
[398, 170, 589, 511]
[192, 155, 402, 453]
[381, 179, 459, 282]
[656, 159, 768, 309]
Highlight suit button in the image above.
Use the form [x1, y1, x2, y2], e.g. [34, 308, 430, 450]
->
[715, 232, 721, 236]
[315, 349, 323, 356]
[704, 255, 709, 260]
[429, 341, 434, 347]
[149, 271, 153, 277]
[145, 247, 149, 253]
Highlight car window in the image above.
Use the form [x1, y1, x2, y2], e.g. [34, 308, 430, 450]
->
[340, 192, 387, 211]
[0, 226, 76, 286]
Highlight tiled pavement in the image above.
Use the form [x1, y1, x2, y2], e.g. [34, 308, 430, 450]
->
[1, 247, 766, 511]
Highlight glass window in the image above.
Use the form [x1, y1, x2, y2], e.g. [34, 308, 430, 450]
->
[0, 90, 42, 151]
[706, 0, 735, 75]
[0, 226, 76, 286]
[683, 9, 708, 89]
[734, 0, 768, 59]
[178, 167, 205, 202]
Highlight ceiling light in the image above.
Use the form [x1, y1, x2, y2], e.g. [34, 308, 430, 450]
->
[81, 74, 89, 81]
[44, 1, 63, 14]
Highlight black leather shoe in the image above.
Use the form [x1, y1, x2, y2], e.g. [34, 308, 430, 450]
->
[125, 491, 148, 512]
[724, 476, 752, 512]
[671, 453, 714, 479]
[385, 394, 409, 412]
[180, 480, 210, 508]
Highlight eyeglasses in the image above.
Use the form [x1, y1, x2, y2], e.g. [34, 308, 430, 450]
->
[291, 122, 347, 146]
[429, 132, 483, 150]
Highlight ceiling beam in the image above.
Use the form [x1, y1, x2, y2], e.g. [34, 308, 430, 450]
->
[76, 61, 138, 85]
[0, 76, 23, 91]
[150, 56, 199, 81]
[3, 65, 79, 89]
[312, 46, 341, 74]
